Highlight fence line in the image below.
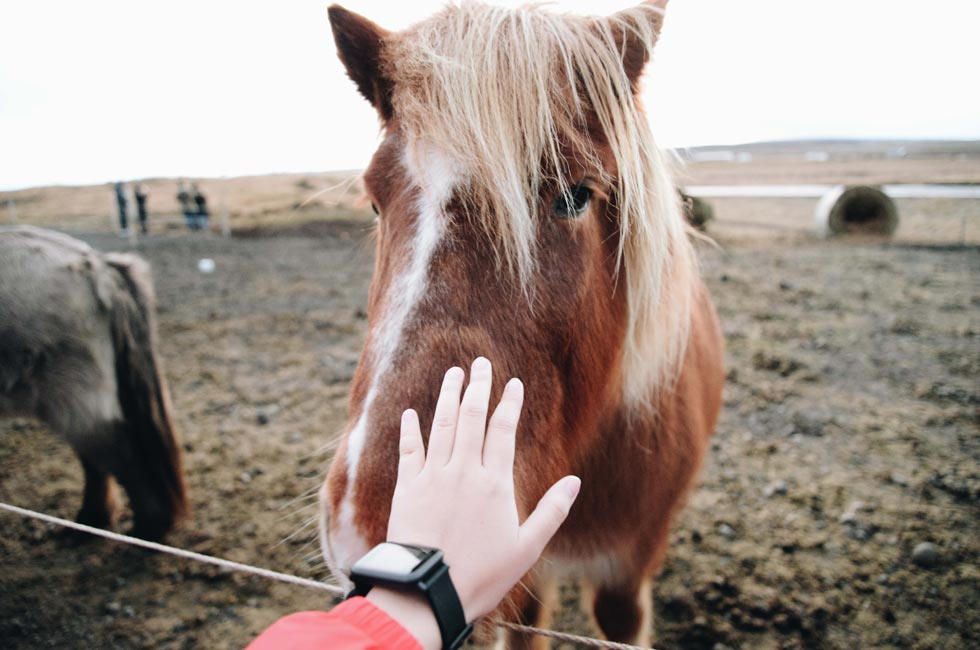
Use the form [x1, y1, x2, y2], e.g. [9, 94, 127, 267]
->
[0, 501, 653, 650]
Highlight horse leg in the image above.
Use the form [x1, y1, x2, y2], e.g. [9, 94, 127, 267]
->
[499, 572, 558, 650]
[588, 513, 681, 644]
[589, 577, 653, 646]
[75, 458, 117, 529]
[78, 420, 173, 541]
[63, 419, 120, 532]
[112, 448, 174, 541]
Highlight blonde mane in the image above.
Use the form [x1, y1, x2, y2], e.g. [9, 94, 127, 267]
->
[385, 1, 697, 410]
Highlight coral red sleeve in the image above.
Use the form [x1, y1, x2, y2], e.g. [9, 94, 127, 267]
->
[247, 597, 423, 650]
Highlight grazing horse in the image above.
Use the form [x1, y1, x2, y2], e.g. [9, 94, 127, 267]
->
[0, 226, 188, 540]
[319, 1, 724, 645]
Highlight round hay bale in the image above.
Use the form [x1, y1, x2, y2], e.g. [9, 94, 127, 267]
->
[679, 190, 714, 231]
[815, 185, 898, 237]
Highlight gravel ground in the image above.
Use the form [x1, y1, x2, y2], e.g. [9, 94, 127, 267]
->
[1, 210, 977, 649]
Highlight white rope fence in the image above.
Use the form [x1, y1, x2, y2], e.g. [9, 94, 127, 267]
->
[0, 501, 654, 650]
[0, 502, 334, 593]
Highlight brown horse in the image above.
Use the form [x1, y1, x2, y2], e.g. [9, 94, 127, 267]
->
[319, 1, 724, 645]
[0, 226, 188, 540]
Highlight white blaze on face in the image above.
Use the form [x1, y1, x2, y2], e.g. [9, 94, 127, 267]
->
[322, 145, 459, 583]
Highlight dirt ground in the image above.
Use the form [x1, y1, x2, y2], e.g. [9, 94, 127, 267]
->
[1, 185, 978, 649]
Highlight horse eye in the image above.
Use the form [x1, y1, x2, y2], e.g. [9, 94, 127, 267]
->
[553, 183, 593, 218]
[371, 202, 379, 216]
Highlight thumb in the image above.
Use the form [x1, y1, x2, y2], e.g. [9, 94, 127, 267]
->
[518, 476, 581, 562]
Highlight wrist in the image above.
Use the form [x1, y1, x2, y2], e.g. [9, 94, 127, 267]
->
[349, 542, 473, 649]
[366, 587, 442, 650]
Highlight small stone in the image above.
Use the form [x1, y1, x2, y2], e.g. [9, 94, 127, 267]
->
[848, 526, 870, 541]
[764, 479, 788, 498]
[247, 598, 260, 608]
[912, 542, 938, 568]
[240, 522, 258, 537]
[717, 523, 736, 539]
[889, 473, 909, 487]
[239, 471, 252, 484]
[286, 431, 304, 444]
[792, 411, 827, 436]
[256, 405, 280, 425]
[105, 601, 121, 615]
[839, 500, 870, 524]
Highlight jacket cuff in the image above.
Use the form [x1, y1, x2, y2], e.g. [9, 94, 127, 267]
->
[333, 597, 423, 650]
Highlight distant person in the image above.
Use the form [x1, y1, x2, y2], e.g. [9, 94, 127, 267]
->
[114, 182, 128, 233]
[191, 183, 209, 231]
[134, 183, 149, 234]
[177, 182, 195, 230]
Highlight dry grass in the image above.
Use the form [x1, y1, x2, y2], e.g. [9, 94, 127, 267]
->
[678, 156, 980, 187]
[0, 171, 367, 233]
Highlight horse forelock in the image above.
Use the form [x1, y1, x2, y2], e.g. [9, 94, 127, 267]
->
[382, 1, 697, 409]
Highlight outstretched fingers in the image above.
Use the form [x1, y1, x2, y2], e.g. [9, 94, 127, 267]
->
[425, 366, 465, 466]
[483, 378, 523, 474]
[396, 409, 425, 484]
[450, 357, 493, 464]
[518, 476, 581, 564]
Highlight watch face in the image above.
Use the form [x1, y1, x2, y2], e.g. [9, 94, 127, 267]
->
[353, 542, 432, 576]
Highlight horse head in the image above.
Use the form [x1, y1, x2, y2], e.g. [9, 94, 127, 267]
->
[319, 1, 699, 588]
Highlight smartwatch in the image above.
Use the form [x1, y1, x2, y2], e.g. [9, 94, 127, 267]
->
[347, 542, 473, 650]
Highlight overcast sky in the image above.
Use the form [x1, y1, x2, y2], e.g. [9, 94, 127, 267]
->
[1, 0, 977, 191]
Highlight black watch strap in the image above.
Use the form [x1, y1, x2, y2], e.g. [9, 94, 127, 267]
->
[418, 562, 473, 650]
[347, 545, 473, 650]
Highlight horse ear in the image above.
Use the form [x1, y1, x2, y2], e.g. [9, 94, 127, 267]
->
[328, 5, 393, 121]
[608, 0, 668, 92]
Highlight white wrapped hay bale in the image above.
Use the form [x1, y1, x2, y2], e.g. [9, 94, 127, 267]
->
[815, 185, 899, 237]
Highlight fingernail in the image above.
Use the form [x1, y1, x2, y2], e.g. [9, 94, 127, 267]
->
[401, 409, 416, 424]
[563, 476, 581, 499]
[506, 378, 523, 394]
[445, 366, 463, 380]
[473, 357, 490, 372]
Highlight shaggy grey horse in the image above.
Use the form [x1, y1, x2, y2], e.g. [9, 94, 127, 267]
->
[0, 226, 188, 540]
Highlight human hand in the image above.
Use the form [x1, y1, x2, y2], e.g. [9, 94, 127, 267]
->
[386, 357, 581, 622]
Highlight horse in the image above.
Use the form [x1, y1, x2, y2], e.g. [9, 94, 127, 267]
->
[0, 226, 188, 541]
[319, 1, 724, 645]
